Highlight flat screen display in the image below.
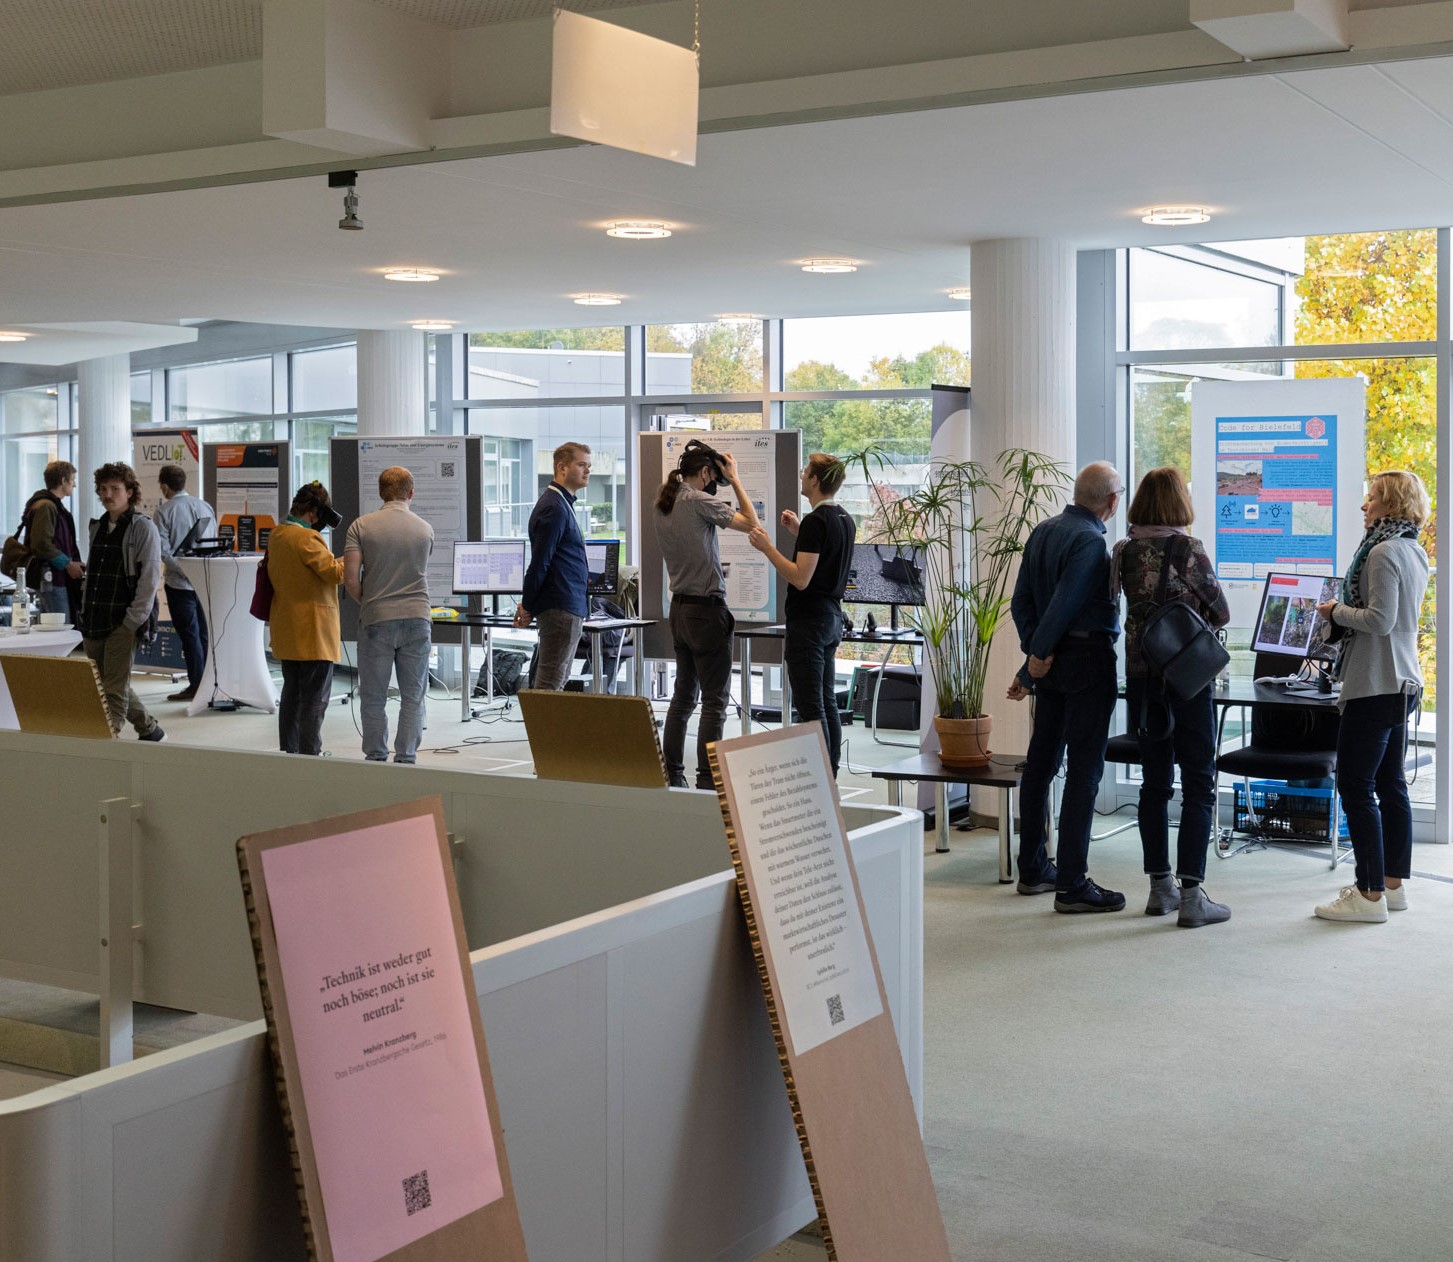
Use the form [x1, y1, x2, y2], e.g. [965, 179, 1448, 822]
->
[1252, 571, 1342, 660]
[585, 539, 620, 596]
[452, 539, 527, 595]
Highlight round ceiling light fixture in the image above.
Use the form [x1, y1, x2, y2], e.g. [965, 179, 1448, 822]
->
[0, 331, 29, 342]
[573, 293, 623, 306]
[410, 320, 455, 332]
[383, 268, 441, 283]
[1140, 205, 1211, 226]
[946, 287, 971, 301]
[606, 220, 673, 239]
[801, 258, 857, 274]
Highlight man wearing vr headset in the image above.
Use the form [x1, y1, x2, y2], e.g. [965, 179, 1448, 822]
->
[654, 439, 760, 788]
[267, 481, 345, 755]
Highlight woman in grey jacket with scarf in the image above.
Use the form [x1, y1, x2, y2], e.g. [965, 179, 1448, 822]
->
[1313, 470, 1431, 923]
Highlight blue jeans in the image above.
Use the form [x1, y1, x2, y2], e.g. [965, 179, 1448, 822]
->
[664, 600, 735, 788]
[38, 582, 70, 620]
[359, 618, 432, 763]
[1337, 691, 1415, 893]
[784, 605, 844, 775]
[164, 584, 208, 689]
[1017, 636, 1118, 892]
[1125, 677, 1217, 882]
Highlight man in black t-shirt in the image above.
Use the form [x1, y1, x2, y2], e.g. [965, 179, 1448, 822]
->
[749, 454, 855, 773]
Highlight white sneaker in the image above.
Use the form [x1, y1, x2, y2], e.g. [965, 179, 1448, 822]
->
[1315, 885, 1388, 923]
[1385, 885, 1408, 912]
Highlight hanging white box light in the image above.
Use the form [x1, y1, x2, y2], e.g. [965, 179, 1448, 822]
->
[550, 8, 699, 167]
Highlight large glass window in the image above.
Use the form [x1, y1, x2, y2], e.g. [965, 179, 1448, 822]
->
[291, 345, 357, 413]
[131, 372, 152, 426]
[783, 311, 970, 390]
[1295, 230, 1437, 346]
[168, 357, 273, 422]
[293, 416, 356, 489]
[1129, 249, 1284, 350]
[466, 327, 624, 402]
[2, 386, 60, 434]
[644, 320, 762, 394]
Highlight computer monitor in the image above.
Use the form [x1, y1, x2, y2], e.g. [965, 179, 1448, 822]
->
[843, 541, 926, 606]
[585, 538, 620, 596]
[1252, 571, 1342, 660]
[452, 539, 527, 595]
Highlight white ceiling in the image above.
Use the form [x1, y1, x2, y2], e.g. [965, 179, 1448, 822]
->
[3, 54, 1453, 343]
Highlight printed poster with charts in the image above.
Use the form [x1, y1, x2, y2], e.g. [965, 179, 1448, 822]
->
[237, 796, 529, 1262]
[709, 724, 950, 1261]
[210, 442, 287, 554]
[1190, 378, 1366, 626]
[661, 430, 776, 621]
[356, 438, 468, 606]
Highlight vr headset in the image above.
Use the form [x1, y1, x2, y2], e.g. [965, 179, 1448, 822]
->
[299, 481, 343, 531]
[679, 438, 727, 495]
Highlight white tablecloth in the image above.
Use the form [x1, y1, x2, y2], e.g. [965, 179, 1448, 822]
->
[174, 556, 277, 715]
[0, 627, 84, 729]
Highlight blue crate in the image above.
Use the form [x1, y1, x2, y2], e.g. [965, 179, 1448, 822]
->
[1233, 779, 1349, 844]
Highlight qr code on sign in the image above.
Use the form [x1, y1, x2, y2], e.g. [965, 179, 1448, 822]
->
[440, 461, 456, 478]
[826, 993, 845, 1026]
[403, 1169, 431, 1216]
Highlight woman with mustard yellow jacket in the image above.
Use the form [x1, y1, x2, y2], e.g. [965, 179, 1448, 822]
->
[267, 482, 345, 755]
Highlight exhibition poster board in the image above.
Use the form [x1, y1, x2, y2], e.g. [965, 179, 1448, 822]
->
[237, 797, 529, 1262]
[709, 725, 950, 1261]
[355, 438, 468, 606]
[133, 429, 201, 672]
[207, 442, 288, 554]
[1191, 378, 1366, 626]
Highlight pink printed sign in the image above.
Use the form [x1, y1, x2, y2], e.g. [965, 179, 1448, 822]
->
[261, 814, 503, 1262]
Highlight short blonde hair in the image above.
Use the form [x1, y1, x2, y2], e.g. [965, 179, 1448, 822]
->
[1371, 470, 1430, 527]
[378, 466, 413, 501]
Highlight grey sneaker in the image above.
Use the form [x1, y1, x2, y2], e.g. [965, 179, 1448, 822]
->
[1385, 885, 1408, 911]
[1177, 884, 1230, 928]
[1146, 874, 1181, 916]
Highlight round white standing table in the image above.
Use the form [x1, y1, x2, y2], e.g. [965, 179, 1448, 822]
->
[174, 555, 277, 716]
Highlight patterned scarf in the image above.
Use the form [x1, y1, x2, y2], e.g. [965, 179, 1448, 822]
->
[1341, 517, 1419, 608]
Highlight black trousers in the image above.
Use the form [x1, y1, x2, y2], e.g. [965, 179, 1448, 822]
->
[278, 659, 334, 755]
[164, 584, 209, 689]
[784, 605, 844, 774]
[664, 601, 735, 788]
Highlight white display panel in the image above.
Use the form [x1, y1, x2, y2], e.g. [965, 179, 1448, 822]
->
[358, 438, 468, 605]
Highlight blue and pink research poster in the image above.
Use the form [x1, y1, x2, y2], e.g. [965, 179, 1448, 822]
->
[1213, 413, 1337, 581]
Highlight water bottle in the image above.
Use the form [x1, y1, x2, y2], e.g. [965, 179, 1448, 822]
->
[11, 575, 30, 631]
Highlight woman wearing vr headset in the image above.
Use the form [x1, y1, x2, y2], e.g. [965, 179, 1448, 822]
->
[654, 440, 760, 789]
[749, 453, 855, 775]
[267, 481, 345, 756]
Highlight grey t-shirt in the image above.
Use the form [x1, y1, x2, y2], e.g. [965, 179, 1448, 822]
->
[654, 487, 735, 597]
[344, 501, 434, 627]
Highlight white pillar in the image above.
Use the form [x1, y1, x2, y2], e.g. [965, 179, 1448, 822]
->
[970, 238, 1079, 761]
[357, 331, 427, 437]
[76, 354, 132, 526]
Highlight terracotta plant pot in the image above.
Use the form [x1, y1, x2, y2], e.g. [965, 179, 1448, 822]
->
[935, 714, 992, 768]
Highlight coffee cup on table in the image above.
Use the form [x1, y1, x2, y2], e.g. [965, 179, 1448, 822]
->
[38, 612, 65, 628]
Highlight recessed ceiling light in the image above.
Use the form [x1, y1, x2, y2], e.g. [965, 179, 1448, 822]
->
[0, 332, 29, 342]
[801, 258, 857, 274]
[573, 293, 623, 306]
[410, 320, 455, 332]
[606, 220, 672, 239]
[946, 287, 971, 301]
[1140, 206, 1211, 226]
[383, 268, 441, 283]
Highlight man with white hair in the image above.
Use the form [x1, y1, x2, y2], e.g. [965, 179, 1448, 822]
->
[1008, 460, 1124, 913]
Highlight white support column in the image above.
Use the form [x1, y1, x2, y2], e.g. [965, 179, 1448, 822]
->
[970, 238, 1079, 763]
[76, 354, 132, 525]
[357, 330, 427, 437]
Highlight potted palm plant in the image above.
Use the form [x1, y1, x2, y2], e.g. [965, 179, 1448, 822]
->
[850, 446, 1069, 766]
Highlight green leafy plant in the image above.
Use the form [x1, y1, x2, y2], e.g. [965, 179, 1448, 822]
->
[849, 446, 1070, 719]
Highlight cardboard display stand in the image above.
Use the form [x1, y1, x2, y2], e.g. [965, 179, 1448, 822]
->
[709, 724, 950, 1261]
[237, 797, 529, 1262]
[0, 653, 113, 738]
[518, 690, 668, 788]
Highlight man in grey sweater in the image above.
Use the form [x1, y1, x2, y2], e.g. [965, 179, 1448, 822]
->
[344, 466, 435, 764]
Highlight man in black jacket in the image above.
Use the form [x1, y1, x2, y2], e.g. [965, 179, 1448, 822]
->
[22, 460, 84, 619]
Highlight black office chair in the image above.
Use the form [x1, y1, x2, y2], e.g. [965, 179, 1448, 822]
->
[1089, 731, 1143, 842]
[1214, 651, 1340, 861]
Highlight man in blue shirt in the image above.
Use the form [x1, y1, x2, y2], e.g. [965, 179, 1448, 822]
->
[515, 442, 591, 689]
[1008, 461, 1124, 913]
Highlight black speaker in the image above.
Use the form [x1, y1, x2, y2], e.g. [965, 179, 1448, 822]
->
[848, 664, 920, 730]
